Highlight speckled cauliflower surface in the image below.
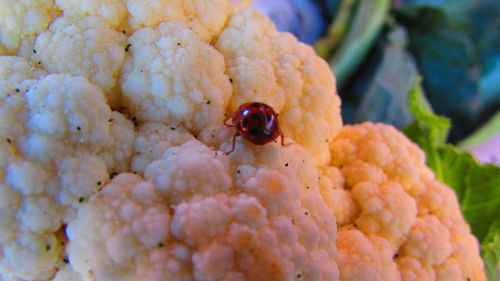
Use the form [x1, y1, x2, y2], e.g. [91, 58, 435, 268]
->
[0, 66, 135, 280]
[0, 1, 486, 281]
[32, 15, 127, 104]
[0, 0, 60, 55]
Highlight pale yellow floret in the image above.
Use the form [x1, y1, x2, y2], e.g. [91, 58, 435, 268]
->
[0, 74, 135, 280]
[124, 0, 243, 42]
[33, 16, 127, 105]
[0, 56, 47, 83]
[120, 21, 232, 133]
[55, 0, 128, 28]
[51, 265, 84, 281]
[0, 0, 60, 54]
[132, 123, 196, 174]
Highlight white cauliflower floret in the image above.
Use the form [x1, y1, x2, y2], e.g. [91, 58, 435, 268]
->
[68, 131, 340, 281]
[132, 123, 195, 174]
[216, 9, 342, 166]
[0, 0, 59, 54]
[0, 73, 135, 280]
[145, 141, 232, 205]
[22, 75, 111, 155]
[0, 56, 47, 83]
[0, 232, 61, 280]
[52, 265, 84, 281]
[67, 173, 171, 281]
[33, 16, 127, 104]
[124, 0, 241, 42]
[327, 122, 486, 281]
[55, 0, 128, 28]
[120, 21, 232, 133]
[99, 111, 136, 173]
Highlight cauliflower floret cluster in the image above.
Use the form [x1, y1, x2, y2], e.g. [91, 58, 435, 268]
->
[55, 0, 128, 29]
[0, 0, 60, 55]
[0, 59, 134, 280]
[216, 10, 342, 166]
[0, 0, 487, 281]
[68, 133, 339, 281]
[326, 123, 486, 281]
[32, 16, 127, 104]
[120, 20, 232, 133]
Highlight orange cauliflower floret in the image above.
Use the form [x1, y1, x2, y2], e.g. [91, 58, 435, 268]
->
[336, 229, 400, 281]
[327, 122, 486, 281]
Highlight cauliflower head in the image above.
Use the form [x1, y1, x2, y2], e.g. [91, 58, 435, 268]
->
[0, 1, 487, 281]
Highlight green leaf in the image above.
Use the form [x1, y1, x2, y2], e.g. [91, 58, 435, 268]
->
[434, 145, 500, 242]
[482, 220, 500, 281]
[404, 76, 451, 145]
[403, 79, 500, 280]
[402, 78, 450, 177]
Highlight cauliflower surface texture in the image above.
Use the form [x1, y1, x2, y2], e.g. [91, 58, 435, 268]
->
[0, 69, 134, 280]
[0, 1, 486, 281]
[328, 123, 486, 281]
[68, 135, 340, 281]
[0, 0, 60, 55]
[32, 15, 127, 104]
[216, 10, 342, 166]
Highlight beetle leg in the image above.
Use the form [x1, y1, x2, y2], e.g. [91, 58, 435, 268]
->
[280, 133, 287, 146]
[225, 132, 239, 155]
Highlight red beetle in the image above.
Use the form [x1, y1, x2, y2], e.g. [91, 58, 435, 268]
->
[224, 102, 285, 155]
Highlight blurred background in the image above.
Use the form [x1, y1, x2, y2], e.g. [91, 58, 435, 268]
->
[251, 0, 500, 165]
